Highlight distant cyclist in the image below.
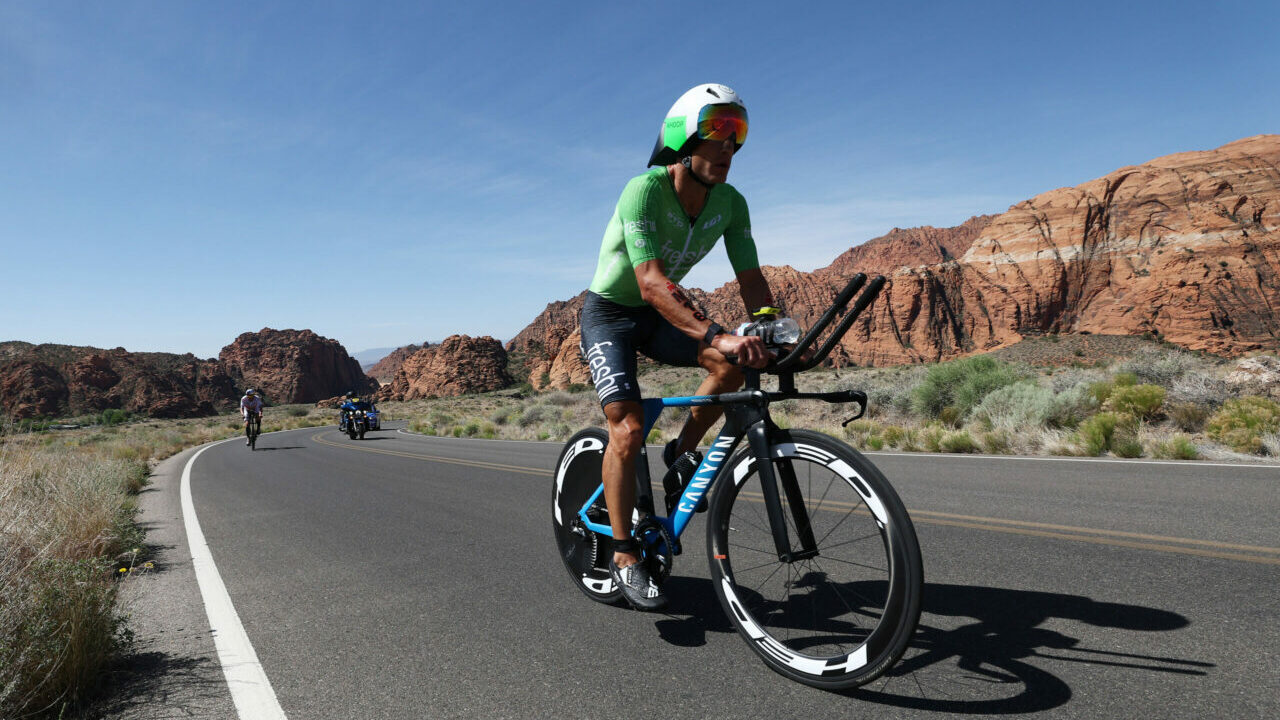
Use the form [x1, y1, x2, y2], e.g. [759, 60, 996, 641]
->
[579, 83, 781, 610]
[240, 388, 264, 446]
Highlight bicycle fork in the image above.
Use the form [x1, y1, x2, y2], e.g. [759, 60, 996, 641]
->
[725, 399, 820, 563]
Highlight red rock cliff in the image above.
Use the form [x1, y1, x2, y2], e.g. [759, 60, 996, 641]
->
[219, 328, 377, 404]
[377, 335, 513, 400]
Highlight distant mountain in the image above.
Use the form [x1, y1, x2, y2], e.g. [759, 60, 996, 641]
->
[509, 134, 1280, 389]
[351, 346, 398, 369]
[1, 329, 378, 420]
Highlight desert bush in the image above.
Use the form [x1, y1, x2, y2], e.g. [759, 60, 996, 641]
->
[911, 357, 1027, 420]
[1116, 349, 1198, 387]
[518, 405, 552, 428]
[881, 425, 906, 448]
[938, 430, 979, 453]
[1150, 435, 1200, 460]
[911, 356, 1018, 417]
[544, 392, 575, 407]
[1166, 402, 1210, 432]
[980, 430, 1012, 454]
[1167, 373, 1229, 407]
[1206, 396, 1280, 454]
[1076, 412, 1139, 456]
[1105, 384, 1166, 420]
[970, 381, 1096, 432]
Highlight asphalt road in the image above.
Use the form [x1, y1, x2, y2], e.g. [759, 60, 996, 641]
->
[111, 422, 1280, 719]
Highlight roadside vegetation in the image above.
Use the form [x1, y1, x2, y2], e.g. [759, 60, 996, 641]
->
[392, 338, 1280, 463]
[0, 404, 331, 718]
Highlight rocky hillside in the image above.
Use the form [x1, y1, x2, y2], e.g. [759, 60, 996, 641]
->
[512, 135, 1280, 386]
[376, 335, 513, 401]
[365, 343, 428, 384]
[219, 328, 376, 403]
[1, 328, 377, 420]
[0, 342, 238, 419]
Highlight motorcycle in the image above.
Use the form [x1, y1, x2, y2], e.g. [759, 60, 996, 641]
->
[366, 405, 381, 431]
[339, 408, 369, 440]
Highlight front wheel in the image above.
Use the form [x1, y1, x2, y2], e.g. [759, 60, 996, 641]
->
[552, 428, 621, 605]
[707, 429, 922, 690]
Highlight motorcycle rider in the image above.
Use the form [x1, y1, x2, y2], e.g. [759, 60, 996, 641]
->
[240, 388, 264, 445]
[338, 392, 372, 429]
[579, 83, 777, 610]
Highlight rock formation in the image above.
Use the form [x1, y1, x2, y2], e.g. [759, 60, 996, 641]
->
[377, 335, 513, 400]
[1, 328, 377, 420]
[365, 343, 427, 384]
[218, 328, 377, 404]
[513, 135, 1280, 386]
[0, 342, 237, 420]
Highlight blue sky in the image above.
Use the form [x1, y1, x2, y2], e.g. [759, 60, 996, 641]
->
[2, 1, 1276, 359]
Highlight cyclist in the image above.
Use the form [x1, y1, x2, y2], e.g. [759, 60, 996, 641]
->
[240, 388, 264, 445]
[580, 83, 779, 611]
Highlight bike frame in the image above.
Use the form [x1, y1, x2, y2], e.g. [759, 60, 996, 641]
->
[573, 273, 885, 561]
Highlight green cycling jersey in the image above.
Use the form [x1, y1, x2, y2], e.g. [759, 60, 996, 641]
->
[588, 167, 759, 307]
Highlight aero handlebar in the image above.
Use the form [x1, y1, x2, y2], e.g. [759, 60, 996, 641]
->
[772, 274, 886, 372]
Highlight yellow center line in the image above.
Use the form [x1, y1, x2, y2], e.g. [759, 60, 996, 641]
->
[314, 432, 1280, 566]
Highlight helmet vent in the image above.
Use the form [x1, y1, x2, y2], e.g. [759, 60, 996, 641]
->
[706, 87, 721, 98]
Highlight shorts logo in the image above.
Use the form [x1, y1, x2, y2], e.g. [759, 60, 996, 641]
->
[585, 341, 627, 402]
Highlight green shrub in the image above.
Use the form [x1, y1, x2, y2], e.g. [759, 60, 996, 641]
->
[865, 436, 885, 450]
[1151, 436, 1199, 460]
[1206, 396, 1280, 454]
[288, 407, 309, 417]
[1077, 412, 1139, 456]
[911, 356, 1026, 420]
[99, 409, 131, 426]
[918, 424, 946, 453]
[939, 430, 979, 453]
[881, 426, 906, 448]
[646, 428, 663, 444]
[1105, 384, 1166, 420]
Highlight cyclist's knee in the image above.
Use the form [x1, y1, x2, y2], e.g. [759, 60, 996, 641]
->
[603, 403, 644, 455]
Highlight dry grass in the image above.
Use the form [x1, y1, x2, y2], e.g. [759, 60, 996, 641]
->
[0, 403, 331, 717]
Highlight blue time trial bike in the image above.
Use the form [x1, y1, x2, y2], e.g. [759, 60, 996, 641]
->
[552, 274, 923, 689]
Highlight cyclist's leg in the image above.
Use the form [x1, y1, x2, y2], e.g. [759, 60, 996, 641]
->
[602, 400, 644, 566]
[579, 292, 647, 566]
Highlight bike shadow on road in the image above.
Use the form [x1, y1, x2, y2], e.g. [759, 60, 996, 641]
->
[652, 578, 1211, 714]
[250, 445, 307, 451]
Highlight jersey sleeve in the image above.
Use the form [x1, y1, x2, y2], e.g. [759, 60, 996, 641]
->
[616, 175, 664, 268]
[722, 188, 760, 273]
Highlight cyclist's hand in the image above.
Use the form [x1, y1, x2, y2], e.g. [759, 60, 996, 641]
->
[713, 333, 770, 368]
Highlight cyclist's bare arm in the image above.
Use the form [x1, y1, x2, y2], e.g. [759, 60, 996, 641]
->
[735, 267, 774, 314]
[633, 259, 770, 368]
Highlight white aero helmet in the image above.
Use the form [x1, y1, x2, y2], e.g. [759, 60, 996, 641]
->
[647, 83, 749, 167]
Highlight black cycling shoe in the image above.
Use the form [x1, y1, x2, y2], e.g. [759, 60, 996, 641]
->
[609, 557, 668, 611]
[662, 440, 705, 514]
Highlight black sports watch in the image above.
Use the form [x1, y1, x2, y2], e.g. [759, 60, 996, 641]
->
[703, 322, 725, 346]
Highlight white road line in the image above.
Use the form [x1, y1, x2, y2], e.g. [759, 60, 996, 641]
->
[181, 440, 288, 720]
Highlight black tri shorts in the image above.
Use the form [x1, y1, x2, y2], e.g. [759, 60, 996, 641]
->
[578, 291, 701, 407]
